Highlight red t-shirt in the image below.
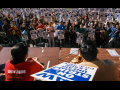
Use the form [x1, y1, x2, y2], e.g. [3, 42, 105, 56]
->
[36, 25, 43, 29]
[5, 60, 42, 81]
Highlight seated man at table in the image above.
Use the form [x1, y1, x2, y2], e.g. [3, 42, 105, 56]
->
[75, 40, 119, 81]
[5, 42, 44, 81]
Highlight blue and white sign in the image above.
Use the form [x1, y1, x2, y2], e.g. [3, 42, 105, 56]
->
[100, 12, 108, 23]
[37, 29, 44, 37]
[107, 12, 113, 22]
[76, 34, 83, 44]
[30, 30, 37, 40]
[99, 8, 108, 12]
[30, 62, 97, 81]
[56, 12, 61, 20]
[43, 31, 48, 39]
[58, 30, 64, 39]
[70, 13, 77, 23]
[62, 12, 69, 22]
[22, 33, 28, 41]
[92, 11, 99, 21]
[40, 8, 46, 16]
[116, 13, 120, 22]
[88, 29, 95, 38]
[44, 11, 52, 22]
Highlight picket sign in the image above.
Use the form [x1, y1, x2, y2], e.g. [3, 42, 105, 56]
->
[107, 12, 113, 22]
[37, 29, 44, 37]
[58, 30, 64, 39]
[22, 33, 28, 41]
[100, 12, 108, 23]
[30, 30, 38, 40]
[43, 31, 48, 39]
[76, 33, 83, 44]
[88, 29, 95, 38]
[30, 62, 97, 81]
[92, 11, 99, 21]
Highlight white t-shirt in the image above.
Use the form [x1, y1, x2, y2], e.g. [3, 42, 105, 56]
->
[53, 23, 58, 37]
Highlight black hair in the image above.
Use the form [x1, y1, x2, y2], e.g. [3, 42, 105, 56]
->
[80, 40, 97, 62]
[116, 22, 119, 26]
[10, 42, 28, 65]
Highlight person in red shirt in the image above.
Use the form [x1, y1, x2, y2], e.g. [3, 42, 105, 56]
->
[5, 42, 44, 81]
[36, 22, 43, 30]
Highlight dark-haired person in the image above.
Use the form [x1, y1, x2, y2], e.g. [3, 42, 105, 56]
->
[78, 40, 119, 81]
[108, 23, 120, 48]
[5, 42, 44, 81]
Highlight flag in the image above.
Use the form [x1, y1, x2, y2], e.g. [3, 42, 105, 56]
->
[92, 11, 99, 21]
[22, 33, 28, 41]
[37, 29, 44, 37]
[43, 31, 48, 39]
[30, 30, 37, 40]
[107, 12, 113, 22]
[76, 34, 83, 44]
[100, 12, 108, 23]
[58, 30, 64, 39]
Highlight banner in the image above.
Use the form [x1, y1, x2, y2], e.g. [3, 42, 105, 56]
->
[37, 29, 44, 37]
[107, 12, 113, 22]
[30, 62, 97, 81]
[92, 11, 99, 21]
[100, 12, 108, 23]
[22, 33, 28, 41]
[58, 30, 64, 39]
[30, 30, 37, 40]
[70, 13, 77, 23]
[88, 29, 95, 38]
[116, 13, 120, 22]
[44, 11, 52, 22]
[43, 31, 48, 39]
[62, 12, 69, 22]
[76, 34, 83, 44]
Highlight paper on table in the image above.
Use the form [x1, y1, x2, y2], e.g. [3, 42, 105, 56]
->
[106, 49, 120, 57]
[69, 48, 79, 55]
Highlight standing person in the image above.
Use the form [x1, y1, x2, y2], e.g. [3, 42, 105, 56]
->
[5, 42, 44, 81]
[65, 21, 70, 45]
[29, 23, 37, 47]
[0, 17, 3, 32]
[11, 20, 20, 44]
[53, 20, 59, 46]
[56, 21, 66, 47]
[108, 23, 120, 48]
[46, 22, 55, 47]
[2, 20, 14, 46]
[70, 22, 76, 47]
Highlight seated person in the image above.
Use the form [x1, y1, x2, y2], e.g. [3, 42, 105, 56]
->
[5, 42, 44, 81]
[71, 40, 120, 81]
[0, 45, 3, 51]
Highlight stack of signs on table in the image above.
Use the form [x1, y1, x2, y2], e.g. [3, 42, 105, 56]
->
[43, 31, 48, 39]
[30, 30, 37, 40]
[37, 29, 44, 37]
[44, 11, 52, 23]
[107, 12, 113, 22]
[22, 33, 28, 41]
[88, 29, 95, 38]
[76, 34, 83, 44]
[70, 13, 77, 23]
[30, 62, 97, 81]
[62, 12, 69, 22]
[92, 11, 99, 21]
[100, 12, 108, 23]
[58, 30, 64, 39]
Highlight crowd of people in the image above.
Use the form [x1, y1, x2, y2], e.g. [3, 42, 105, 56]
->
[0, 9, 120, 48]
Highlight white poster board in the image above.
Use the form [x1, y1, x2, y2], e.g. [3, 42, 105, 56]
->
[58, 30, 64, 39]
[22, 33, 28, 41]
[37, 29, 44, 37]
[30, 30, 37, 40]
[76, 34, 83, 44]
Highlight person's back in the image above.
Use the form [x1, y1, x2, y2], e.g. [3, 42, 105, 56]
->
[78, 40, 119, 81]
[79, 59, 119, 81]
[5, 59, 42, 81]
[5, 42, 44, 81]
